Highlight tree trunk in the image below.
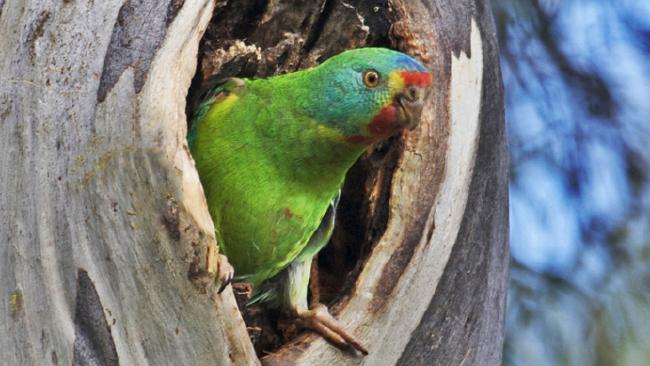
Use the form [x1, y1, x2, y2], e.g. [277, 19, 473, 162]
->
[0, 0, 507, 365]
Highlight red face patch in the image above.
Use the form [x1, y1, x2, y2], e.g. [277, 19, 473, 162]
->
[345, 103, 402, 145]
[399, 71, 433, 87]
[368, 104, 398, 136]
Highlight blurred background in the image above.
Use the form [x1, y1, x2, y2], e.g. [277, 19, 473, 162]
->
[492, 0, 650, 364]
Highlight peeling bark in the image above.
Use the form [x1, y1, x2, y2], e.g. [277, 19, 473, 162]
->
[1, 0, 507, 365]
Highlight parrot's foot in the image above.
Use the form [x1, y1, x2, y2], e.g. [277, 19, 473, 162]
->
[296, 303, 368, 355]
[217, 254, 234, 293]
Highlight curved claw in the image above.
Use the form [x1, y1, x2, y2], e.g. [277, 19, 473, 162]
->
[297, 303, 368, 355]
[217, 254, 234, 294]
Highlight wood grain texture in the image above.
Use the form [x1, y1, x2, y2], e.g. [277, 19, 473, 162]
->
[1, 0, 506, 365]
[0, 1, 257, 365]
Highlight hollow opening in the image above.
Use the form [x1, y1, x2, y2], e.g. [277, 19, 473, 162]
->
[185, 0, 400, 356]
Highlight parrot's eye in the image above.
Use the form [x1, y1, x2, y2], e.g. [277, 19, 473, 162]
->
[363, 70, 380, 88]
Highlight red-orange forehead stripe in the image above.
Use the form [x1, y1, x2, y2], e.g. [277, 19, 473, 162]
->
[399, 71, 432, 87]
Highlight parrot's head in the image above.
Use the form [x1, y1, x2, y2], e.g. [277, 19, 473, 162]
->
[306, 47, 432, 144]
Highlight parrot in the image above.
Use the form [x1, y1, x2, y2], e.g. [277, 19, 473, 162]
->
[188, 47, 432, 354]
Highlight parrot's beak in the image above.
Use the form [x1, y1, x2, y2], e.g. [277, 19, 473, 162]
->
[396, 84, 430, 130]
[394, 70, 432, 130]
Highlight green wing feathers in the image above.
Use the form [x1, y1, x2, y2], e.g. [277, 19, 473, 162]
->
[248, 193, 339, 307]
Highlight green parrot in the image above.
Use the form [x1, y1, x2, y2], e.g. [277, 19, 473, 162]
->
[189, 47, 432, 354]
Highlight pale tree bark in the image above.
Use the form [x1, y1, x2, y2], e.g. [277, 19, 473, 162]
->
[0, 1, 507, 366]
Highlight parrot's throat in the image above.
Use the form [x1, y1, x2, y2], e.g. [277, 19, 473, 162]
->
[368, 104, 400, 136]
[345, 103, 402, 144]
[268, 121, 368, 187]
